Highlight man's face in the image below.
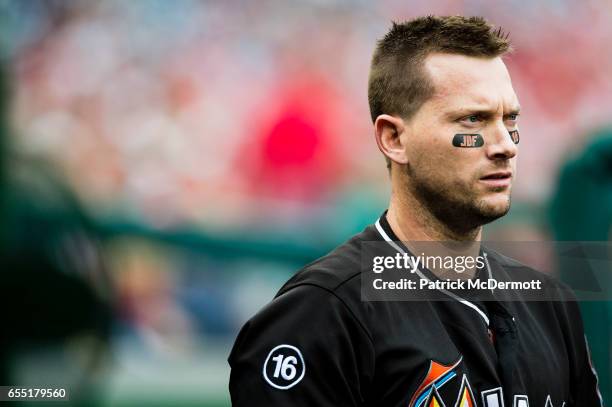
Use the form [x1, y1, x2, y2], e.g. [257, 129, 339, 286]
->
[400, 53, 520, 232]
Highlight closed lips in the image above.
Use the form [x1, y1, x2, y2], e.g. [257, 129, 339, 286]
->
[480, 172, 511, 180]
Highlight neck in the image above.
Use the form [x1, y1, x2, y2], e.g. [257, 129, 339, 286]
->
[387, 190, 482, 242]
[387, 191, 483, 280]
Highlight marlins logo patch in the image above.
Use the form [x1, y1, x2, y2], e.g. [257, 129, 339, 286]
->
[454, 374, 476, 407]
[409, 357, 464, 407]
[425, 386, 447, 407]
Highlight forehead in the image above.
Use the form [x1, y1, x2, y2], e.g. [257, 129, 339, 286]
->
[423, 53, 519, 112]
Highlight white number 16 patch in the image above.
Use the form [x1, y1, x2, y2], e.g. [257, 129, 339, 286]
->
[263, 344, 305, 390]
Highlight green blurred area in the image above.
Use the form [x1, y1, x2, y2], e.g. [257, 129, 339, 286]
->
[550, 128, 612, 405]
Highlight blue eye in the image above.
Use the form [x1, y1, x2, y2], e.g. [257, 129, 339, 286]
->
[507, 113, 519, 121]
[461, 114, 482, 124]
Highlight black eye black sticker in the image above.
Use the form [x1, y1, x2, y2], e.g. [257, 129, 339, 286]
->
[509, 130, 519, 144]
[452, 134, 484, 148]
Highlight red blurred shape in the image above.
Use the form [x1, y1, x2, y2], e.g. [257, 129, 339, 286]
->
[263, 114, 320, 167]
[238, 75, 345, 201]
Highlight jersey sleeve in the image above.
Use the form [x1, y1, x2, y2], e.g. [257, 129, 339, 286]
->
[228, 284, 374, 406]
[577, 334, 605, 407]
[554, 287, 604, 406]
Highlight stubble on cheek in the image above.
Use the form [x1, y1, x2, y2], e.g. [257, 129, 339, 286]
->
[404, 159, 473, 213]
[403, 158, 510, 232]
[409, 144, 476, 206]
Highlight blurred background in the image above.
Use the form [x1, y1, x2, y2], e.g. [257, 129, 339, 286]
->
[0, 0, 610, 405]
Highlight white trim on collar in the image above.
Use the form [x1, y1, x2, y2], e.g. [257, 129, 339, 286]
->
[374, 218, 490, 327]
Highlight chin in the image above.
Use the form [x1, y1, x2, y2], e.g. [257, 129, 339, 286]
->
[478, 195, 511, 219]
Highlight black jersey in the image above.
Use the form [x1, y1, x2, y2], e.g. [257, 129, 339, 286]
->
[228, 214, 603, 406]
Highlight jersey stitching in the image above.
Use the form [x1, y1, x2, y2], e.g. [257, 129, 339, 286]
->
[282, 282, 375, 346]
[332, 270, 362, 292]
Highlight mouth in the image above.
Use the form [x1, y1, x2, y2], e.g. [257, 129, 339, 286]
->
[479, 171, 512, 188]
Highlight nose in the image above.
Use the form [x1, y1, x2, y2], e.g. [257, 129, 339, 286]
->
[485, 123, 518, 161]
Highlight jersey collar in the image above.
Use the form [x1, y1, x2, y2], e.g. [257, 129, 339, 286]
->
[373, 211, 492, 327]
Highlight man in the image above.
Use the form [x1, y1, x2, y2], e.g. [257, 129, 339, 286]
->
[228, 16, 603, 406]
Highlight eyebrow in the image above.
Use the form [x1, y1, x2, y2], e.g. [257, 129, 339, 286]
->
[449, 106, 521, 115]
[446, 106, 522, 118]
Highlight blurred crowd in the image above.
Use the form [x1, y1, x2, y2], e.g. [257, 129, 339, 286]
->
[4, 1, 612, 225]
[1, 0, 611, 405]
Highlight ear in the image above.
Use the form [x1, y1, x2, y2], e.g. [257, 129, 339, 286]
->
[374, 114, 408, 165]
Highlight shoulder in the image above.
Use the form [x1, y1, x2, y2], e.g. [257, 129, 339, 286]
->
[276, 224, 380, 298]
[230, 225, 382, 353]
